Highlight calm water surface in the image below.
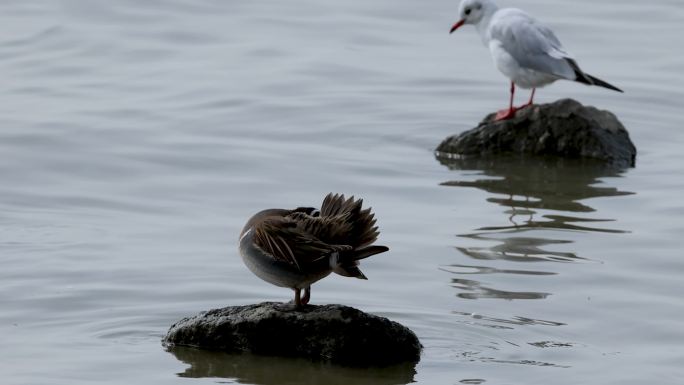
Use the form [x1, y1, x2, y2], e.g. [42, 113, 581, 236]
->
[1, 0, 683, 384]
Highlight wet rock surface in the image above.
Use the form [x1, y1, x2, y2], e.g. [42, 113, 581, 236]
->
[164, 302, 422, 366]
[436, 98, 636, 168]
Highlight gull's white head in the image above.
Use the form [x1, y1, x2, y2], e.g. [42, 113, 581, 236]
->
[450, 0, 497, 33]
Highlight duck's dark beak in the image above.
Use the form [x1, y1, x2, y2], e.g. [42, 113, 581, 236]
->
[450, 19, 465, 34]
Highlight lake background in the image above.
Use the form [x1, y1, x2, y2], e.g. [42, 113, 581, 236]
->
[1, 0, 683, 384]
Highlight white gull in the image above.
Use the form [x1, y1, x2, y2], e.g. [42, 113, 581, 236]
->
[450, 0, 622, 120]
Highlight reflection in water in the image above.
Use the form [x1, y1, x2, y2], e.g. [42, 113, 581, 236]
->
[435, 156, 633, 368]
[438, 156, 632, 213]
[455, 235, 583, 263]
[442, 264, 553, 300]
[474, 357, 571, 369]
[167, 346, 417, 385]
[528, 341, 575, 348]
[437, 155, 633, 302]
[450, 277, 550, 300]
[439, 156, 633, 233]
[452, 311, 567, 329]
[459, 349, 571, 368]
[476, 215, 626, 233]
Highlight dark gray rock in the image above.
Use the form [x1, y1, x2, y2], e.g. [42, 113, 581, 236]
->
[164, 302, 422, 367]
[436, 99, 636, 168]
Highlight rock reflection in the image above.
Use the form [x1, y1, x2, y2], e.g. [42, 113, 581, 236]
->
[166, 345, 417, 385]
[438, 156, 633, 233]
[437, 155, 633, 301]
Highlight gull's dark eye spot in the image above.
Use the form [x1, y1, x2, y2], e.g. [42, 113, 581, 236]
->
[464, 8, 471, 15]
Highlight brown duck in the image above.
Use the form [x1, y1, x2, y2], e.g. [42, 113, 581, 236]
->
[238, 193, 389, 308]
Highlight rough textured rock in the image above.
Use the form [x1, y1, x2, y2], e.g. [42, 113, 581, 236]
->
[436, 99, 636, 168]
[164, 302, 422, 366]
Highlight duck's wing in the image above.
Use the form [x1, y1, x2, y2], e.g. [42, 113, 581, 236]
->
[287, 207, 388, 279]
[490, 9, 576, 80]
[316, 193, 380, 249]
[288, 210, 353, 244]
[252, 216, 351, 271]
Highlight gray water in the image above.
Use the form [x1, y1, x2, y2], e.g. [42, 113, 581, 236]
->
[1, 0, 683, 384]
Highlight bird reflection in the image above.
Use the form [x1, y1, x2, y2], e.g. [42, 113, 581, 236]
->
[456, 234, 583, 263]
[439, 156, 633, 230]
[166, 345, 417, 385]
[451, 277, 550, 300]
[436, 155, 634, 301]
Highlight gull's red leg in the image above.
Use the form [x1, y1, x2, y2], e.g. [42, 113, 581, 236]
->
[522, 88, 536, 108]
[495, 82, 517, 121]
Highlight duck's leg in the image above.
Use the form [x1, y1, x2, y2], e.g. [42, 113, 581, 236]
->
[276, 289, 303, 311]
[301, 286, 311, 305]
[495, 82, 517, 121]
[293, 288, 302, 308]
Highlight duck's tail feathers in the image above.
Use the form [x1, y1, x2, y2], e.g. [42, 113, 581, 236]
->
[351, 245, 389, 261]
[332, 245, 388, 279]
[333, 264, 368, 280]
[320, 193, 381, 248]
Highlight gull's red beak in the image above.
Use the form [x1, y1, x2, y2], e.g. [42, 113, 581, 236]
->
[450, 19, 465, 34]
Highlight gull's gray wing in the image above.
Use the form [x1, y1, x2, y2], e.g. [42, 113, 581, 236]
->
[489, 9, 577, 80]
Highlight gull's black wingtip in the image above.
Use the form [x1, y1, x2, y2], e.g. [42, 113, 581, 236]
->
[575, 73, 623, 93]
[586, 74, 624, 93]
